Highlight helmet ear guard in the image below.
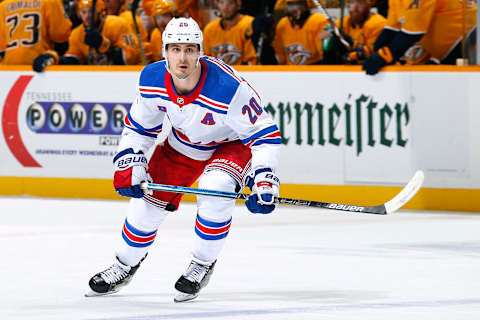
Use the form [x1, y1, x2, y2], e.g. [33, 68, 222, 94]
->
[162, 17, 204, 59]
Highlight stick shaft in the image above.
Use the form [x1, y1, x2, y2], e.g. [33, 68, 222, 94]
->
[311, 0, 351, 50]
[140, 170, 424, 215]
[131, 0, 147, 65]
[141, 183, 386, 215]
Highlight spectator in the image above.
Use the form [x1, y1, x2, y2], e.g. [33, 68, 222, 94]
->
[363, 0, 477, 75]
[0, 0, 71, 70]
[61, 0, 139, 65]
[142, 0, 201, 27]
[64, 0, 83, 28]
[203, 0, 256, 65]
[104, 0, 150, 64]
[149, 0, 174, 62]
[324, 0, 386, 64]
[272, 0, 328, 65]
[104, 0, 148, 43]
[242, 0, 278, 64]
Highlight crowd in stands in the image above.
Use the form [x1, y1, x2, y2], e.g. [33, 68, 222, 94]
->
[0, 0, 477, 74]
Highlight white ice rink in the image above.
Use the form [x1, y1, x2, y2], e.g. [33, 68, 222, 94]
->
[1, 197, 480, 320]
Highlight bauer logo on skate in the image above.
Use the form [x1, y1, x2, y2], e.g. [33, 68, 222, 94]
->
[25, 102, 130, 135]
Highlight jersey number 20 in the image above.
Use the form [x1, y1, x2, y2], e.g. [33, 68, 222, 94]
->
[242, 97, 262, 124]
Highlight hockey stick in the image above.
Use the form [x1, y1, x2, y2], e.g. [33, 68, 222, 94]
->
[311, 0, 351, 50]
[339, 0, 345, 32]
[86, 0, 98, 63]
[255, 3, 271, 62]
[140, 170, 424, 215]
[131, 0, 147, 65]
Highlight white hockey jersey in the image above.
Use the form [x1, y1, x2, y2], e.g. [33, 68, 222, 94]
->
[119, 56, 281, 171]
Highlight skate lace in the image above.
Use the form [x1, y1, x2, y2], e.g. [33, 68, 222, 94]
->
[184, 262, 208, 283]
[100, 263, 129, 284]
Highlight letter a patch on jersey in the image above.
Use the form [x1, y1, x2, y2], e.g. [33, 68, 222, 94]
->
[201, 113, 216, 125]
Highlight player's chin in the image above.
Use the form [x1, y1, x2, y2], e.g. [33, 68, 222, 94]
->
[174, 70, 189, 80]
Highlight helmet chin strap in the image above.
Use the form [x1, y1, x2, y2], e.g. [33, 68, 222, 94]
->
[165, 56, 201, 81]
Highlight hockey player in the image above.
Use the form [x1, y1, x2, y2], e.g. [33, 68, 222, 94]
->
[87, 17, 282, 302]
[203, 0, 257, 65]
[149, 0, 174, 62]
[334, 0, 386, 63]
[272, 0, 329, 65]
[61, 0, 139, 65]
[103, 0, 150, 64]
[363, 0, 477, 75]
[0, 0, 71, 69]
[142, 0, 201, 27]
[104, 0, 148, 44]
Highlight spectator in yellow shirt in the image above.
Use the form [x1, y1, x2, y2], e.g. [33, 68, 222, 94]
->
[103, 0, 149, 63]
[149, 0, 174, 62]
[363, 0, 477, 74]
[328, 0, 386, 64]
[272, 0, 329, 65]
[203, 0, 257, 65]
[61, 0, 139, 65]
[0, 0, 72, 70]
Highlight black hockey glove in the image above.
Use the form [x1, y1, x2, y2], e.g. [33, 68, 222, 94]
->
[362, 46, 394, 75]
[85, 28, 104, 50]
[322, 28, 353, 64]
[107, 47, 126, 65]
[32, 53, 56, 73]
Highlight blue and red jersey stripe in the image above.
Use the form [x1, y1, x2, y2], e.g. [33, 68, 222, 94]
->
[242, 125, 282, 147]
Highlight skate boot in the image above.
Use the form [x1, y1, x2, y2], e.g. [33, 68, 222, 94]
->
[174, 259, 217, 302]
[85, 255, 145, 297]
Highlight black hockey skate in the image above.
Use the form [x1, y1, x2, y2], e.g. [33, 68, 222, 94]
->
[85, 256, 145, 297]
[174, 259, 217, 302]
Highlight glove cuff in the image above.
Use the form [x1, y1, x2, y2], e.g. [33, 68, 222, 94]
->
[378, 46, 394, 64]
[245, 168, 280, 193]
[245, 168, 273, 191]
[97, 36, 111, 53]
[44, 50, 59, 64]
[114, 148, 148, 171]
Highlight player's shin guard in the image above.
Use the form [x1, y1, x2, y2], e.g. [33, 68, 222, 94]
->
[116, 198, 168, 267]
[192, 170, 236, 263]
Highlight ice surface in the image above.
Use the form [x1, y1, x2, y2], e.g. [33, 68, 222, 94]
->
[1, 197, 480, 320]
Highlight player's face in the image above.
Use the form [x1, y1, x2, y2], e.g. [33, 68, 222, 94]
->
[166, 43, 200, 80]
[286, 1, 307, 20]
[217, 0, 238, 20]
[154, 13, 173, 30]
[78, 7, 100, 27]
[349, 0, 369, 25]
[79, 7, 92, 27]
[104, 0, 122, 15]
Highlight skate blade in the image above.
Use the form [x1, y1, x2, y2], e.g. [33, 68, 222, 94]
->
[84, 288, 119, 297]
[174, 291, 199, 303]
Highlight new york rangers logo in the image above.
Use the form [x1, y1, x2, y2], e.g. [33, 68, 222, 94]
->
[201, 113, 215, 125]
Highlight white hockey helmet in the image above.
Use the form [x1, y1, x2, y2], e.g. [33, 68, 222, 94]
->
[162, 17, 203, 58]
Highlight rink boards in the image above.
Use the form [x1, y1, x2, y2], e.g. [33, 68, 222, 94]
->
[0, 65, 479, 211]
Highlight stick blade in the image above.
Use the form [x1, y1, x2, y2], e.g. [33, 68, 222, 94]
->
[384, 170, 425, 214]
